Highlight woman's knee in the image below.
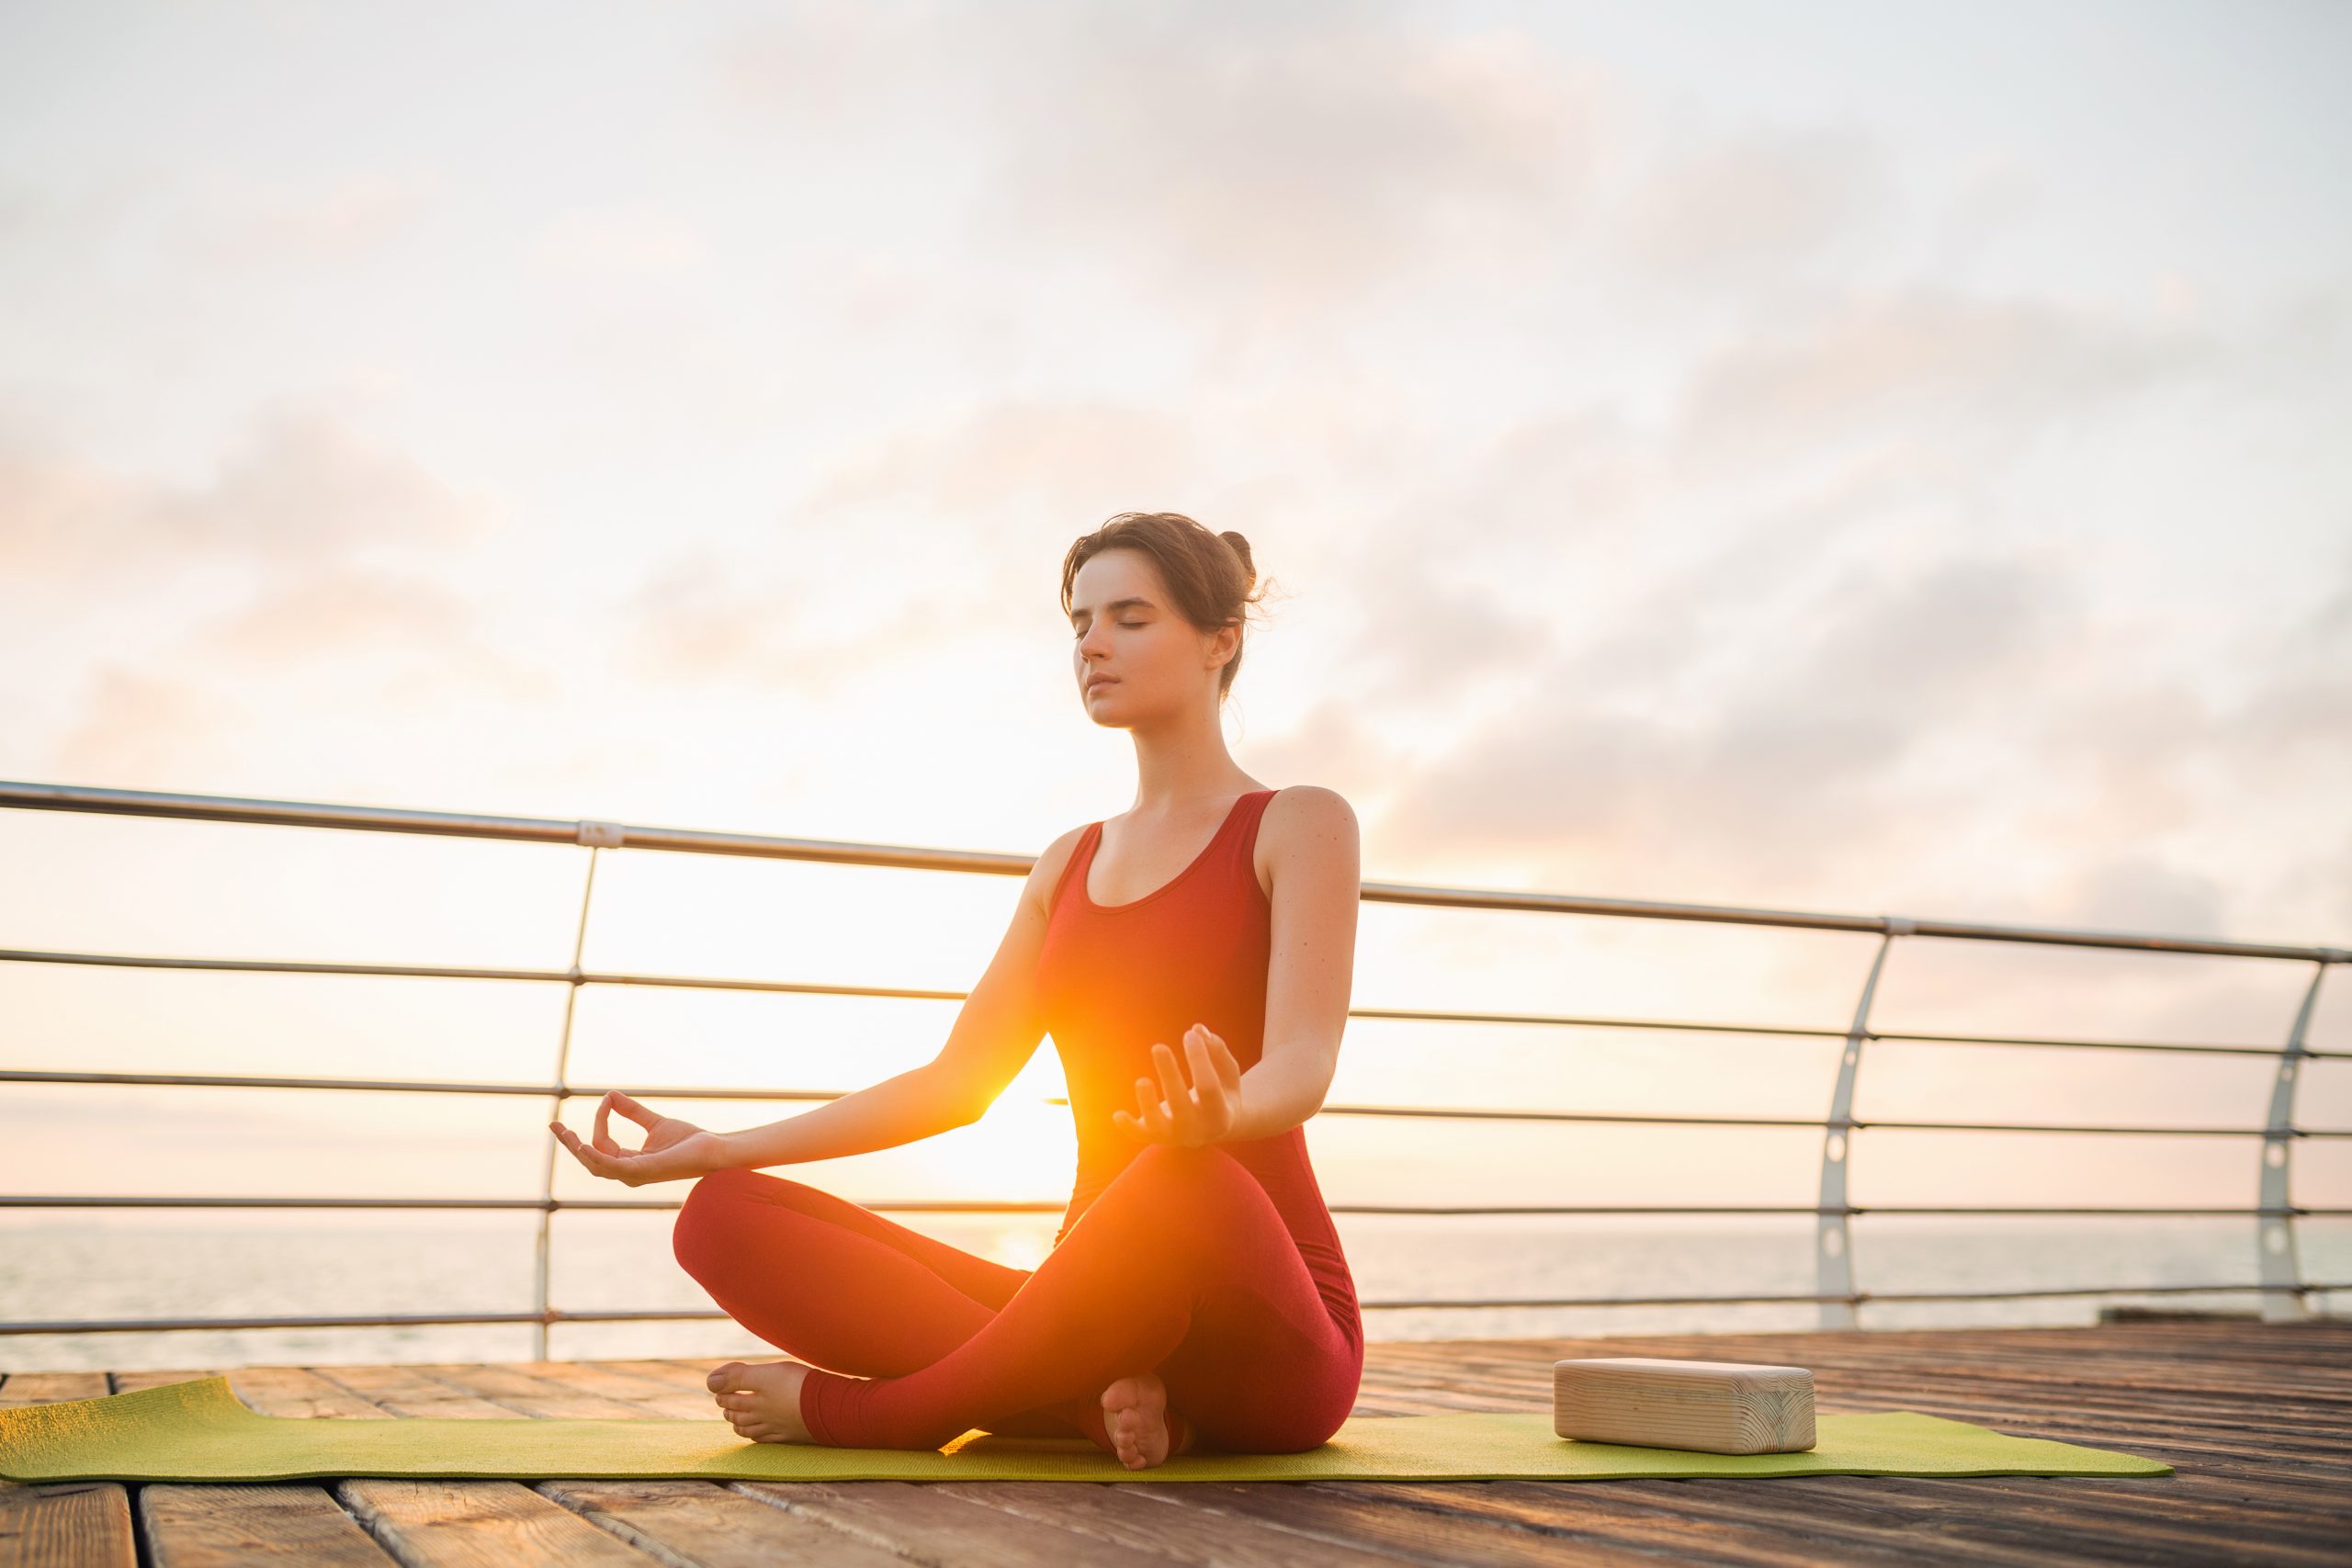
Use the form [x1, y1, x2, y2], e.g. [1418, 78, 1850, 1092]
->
[671, 1166, 770, 1271]
[1100, 1142, 1261, 1225]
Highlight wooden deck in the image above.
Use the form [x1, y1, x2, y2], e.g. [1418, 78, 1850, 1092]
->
[4, 1317, 2345, 1566]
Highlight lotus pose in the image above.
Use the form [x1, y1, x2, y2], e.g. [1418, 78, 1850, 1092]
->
[552, 511, 1363, 1470]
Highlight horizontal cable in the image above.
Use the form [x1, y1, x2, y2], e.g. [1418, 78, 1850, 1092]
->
[6, 1069, 2346, 1139]
[1359, 1007, 2334, 1059]
[0, 948, 966, 1002]
[6, 1194, 2346, 1217]
[4, 946, 2342, 1061]
[6, 1280, 2346, 1335]
[7, 779, 2346, 963]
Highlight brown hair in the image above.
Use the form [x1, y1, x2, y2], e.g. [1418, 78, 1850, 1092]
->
[1060, 511, 1270, 700]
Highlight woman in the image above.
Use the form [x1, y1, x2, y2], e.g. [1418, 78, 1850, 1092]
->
[550, 510, 1364, 1470]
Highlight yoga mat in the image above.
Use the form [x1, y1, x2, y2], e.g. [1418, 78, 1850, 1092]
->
[0, 1375, 2174, 1484]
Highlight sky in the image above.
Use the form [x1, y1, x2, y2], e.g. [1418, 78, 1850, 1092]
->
[2, 0, 2348, 1324]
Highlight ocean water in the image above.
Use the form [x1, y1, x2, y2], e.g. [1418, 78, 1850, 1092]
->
[4, 1212, 2345, 1374]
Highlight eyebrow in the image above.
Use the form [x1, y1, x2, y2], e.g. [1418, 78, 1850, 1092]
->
[1069, 596, 1157, 622]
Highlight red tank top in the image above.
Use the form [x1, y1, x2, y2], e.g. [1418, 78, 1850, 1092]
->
[1035, 787, 1362, 1345]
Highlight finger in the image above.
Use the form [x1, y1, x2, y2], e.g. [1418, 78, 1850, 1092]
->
[608, 1090, 654, 1130]
[1183, 1032, 1227, 1134]
[1136, 1076, 1177, 1141]
[560, 1125, 627, 1181]
[1184, 1030, 1216, 1090]
[1152, 1041, 1191, 1107]
[1208, 1033, 1244, 1095]
[593, 1093, 621, 1156]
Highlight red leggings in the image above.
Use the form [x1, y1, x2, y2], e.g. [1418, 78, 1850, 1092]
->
[670, 1141, 1363, 1454]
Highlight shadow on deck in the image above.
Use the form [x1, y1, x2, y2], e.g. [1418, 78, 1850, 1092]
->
[4, 1318, 2346, 1566]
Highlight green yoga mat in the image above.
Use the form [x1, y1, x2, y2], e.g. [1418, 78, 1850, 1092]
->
[0, 1375, 2173, 1484]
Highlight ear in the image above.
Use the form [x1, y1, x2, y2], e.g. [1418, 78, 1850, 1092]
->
[1204, 615, 1240, 670]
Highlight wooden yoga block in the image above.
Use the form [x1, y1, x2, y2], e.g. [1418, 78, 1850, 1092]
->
[1553, 1357, 1817, 1454]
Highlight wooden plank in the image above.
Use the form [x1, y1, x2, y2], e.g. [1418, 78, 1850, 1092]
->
[588, 1359, 718, 1393]
[302, 1365, 527, 1420]
[1426, 1477, 2066, 1568]
[0, 1482, 135, 1568]
[1147, 1479, 1723, 1568]
[730, 1478, 1198, 1567]
[931, 1479, 1418, 1566]
[107, 1369, 224, 1395]
[0, 1374, 109, 1409]
[506, 1362, 722, 1420]
[225, 1366, 393, 1419]
[1743, 1476, 2332, 1566]
[337, 1478, 658, 1567]
[536, 1480, 915, 1568]
[400, 1364, 662, 1420]
[141, 1483, 395, 1566]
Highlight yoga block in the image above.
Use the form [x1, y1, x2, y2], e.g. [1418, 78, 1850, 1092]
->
[1554, 1357, 1816, 1455]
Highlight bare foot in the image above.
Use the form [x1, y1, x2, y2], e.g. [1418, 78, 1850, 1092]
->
[1100, 1371, 1195, 1470]
[707, 1359, 817, 1444]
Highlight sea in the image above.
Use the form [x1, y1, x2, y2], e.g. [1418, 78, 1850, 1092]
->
[4, 1212, 2344, 1374]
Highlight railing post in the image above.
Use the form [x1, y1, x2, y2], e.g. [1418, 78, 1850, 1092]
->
[1818, 920, 1906, 1329]
[2257, 960, 2329, 1322]
[532, 831, 613, 1360]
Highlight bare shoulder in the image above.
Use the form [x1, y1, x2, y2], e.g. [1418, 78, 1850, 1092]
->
[1023, 820, 1096, 918]
[1256, 784, 1361, 899]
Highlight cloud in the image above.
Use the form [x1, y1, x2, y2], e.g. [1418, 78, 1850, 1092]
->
[712, 2, 1607, 314]
[800, 399, 1203, 521]
[617, 396, 1227, 693]
[183, 567, 475, 664]
[0, 400, 500, 583]
[2052, 854, 2229, 937]
[528, 204, 710, 286]
[158, 169, 442, 267]
[1670, 288, 2220, 479]
[0, 404, 542, 777]
[50, 665, 254, 785]
[1354, 547, 2087, 904]
[1618, 126, 1889, 279]
[978, 10, 1604, 311]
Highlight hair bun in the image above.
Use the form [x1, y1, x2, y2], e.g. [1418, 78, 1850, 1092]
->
[1218, 529, 1255, 582]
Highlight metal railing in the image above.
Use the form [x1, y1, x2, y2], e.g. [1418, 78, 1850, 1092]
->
[3, 778, 2346, 1357]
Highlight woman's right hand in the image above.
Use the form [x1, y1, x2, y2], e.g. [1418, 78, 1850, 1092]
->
[549, 1090, 730, 1187]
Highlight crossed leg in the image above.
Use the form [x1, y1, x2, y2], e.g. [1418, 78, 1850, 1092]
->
[673, 1142, 1362, 1456]
[669, 1162, 1105, 1443]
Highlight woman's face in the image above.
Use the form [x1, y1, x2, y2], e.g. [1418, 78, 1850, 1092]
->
[1069, 548, 1229, 725]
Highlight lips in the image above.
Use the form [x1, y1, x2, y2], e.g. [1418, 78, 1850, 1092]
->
[1087, 676, 1117, 691]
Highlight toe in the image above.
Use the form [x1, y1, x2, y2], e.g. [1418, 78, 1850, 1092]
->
[708, 1361, 746, 1391]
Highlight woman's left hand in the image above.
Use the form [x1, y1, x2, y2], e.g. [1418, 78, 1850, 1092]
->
[1114, 1023, 1244, 1148]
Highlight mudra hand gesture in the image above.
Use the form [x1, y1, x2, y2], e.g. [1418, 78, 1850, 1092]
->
[549, 1090, 729, 1187]
[1114, 1023, 1244, 1148]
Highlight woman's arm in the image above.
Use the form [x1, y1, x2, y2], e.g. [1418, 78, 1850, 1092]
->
[717, 1061, 979, 1168]
[717, 824, 1084, 1170]
[1216, 785, 1361, 1142]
